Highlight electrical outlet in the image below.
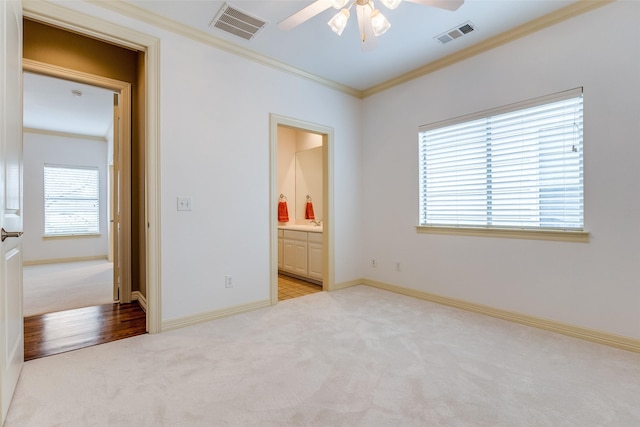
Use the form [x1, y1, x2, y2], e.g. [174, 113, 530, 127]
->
[177, 197, 192, 211]
[225, 275, 233, 288]
[395, 262, 401, 272]
[371, 258, 377, 268]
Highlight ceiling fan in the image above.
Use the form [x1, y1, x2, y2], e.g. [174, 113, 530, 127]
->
[278, 0, 464, 51]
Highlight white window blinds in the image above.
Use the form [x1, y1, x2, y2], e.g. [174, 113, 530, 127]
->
[44, 164, 100, 236]
[419, 88, 583, 230]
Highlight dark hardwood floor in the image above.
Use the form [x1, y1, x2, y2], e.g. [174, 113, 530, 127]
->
[24, 302, 147, 361]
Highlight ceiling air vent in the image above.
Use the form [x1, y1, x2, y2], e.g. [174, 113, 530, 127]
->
[210, 3, 267, 41]
[435, 21, 475, 45]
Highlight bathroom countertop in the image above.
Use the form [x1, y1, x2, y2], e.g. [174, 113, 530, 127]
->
[278, 224, 323, 233]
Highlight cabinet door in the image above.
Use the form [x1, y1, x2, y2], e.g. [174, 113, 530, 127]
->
[293, 241, 308, 276]
[308, 242, 323, 281]
[283, 239, 296, 272]
[278, 237, 283, 269]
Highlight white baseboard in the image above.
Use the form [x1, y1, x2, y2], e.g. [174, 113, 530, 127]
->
[331, 279, 363, 291]
[361, 278, 640, 353]
[161, 299, 271, 332]
[23, 255, 108, 266]
[132, 291, 147, 312]
[156, 277, 639, 353]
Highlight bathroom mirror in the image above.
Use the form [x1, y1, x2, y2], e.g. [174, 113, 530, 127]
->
[295, 146, 323, 221]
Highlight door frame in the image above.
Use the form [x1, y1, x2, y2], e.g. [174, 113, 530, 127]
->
[23, 60, 133, 304]
[270, 114, 335, 304]
[22, 2, 162, 333]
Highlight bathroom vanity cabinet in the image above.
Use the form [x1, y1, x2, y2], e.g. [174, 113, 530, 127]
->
[278, 228, 323, 283]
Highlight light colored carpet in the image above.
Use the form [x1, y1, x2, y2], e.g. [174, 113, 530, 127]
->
[23, 259, 114, 317]
[6, 285, 640, 426]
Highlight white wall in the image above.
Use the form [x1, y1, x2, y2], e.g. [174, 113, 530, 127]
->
[159, 35, 363, 320]
[64, 2, 639, 340]
[277, 126, 296, 222]
[23, 131, 109, 262]
[63, 1, 364, 322]
[362, 1, 640, 339]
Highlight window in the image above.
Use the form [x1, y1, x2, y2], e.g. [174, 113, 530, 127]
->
[44, 164, 100, 236]
[419, 88, 583, 232]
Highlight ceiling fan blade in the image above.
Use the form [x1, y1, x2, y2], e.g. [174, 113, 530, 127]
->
[404, 0, 464, 11]
[277, 0, 333, 31]
[356, 5, 378, 52]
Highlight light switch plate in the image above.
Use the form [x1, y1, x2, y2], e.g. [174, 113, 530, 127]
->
[177, 197, 192, 211]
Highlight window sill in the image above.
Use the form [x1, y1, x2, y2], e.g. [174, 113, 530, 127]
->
[415, 225, 589, 243]
[43, 233, 101, 240]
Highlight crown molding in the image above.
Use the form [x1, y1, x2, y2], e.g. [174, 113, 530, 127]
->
[362, 0, 616, 97]
[29, 0, 615, 99]
[87, 0, 363, 98]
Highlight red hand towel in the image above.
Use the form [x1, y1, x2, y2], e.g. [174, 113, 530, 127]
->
[305, 201, 315, 220]
[278, 201, 289, 222]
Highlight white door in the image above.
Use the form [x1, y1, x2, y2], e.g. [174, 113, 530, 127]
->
[0, 0, 24, 423]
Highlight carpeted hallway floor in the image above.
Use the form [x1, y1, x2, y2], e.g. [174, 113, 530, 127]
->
[6, 285, 640, 426]
[23, 259, 114, 316]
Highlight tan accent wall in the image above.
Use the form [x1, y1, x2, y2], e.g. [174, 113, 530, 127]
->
[23, 18, 146, 297]
[23, 19, 137, 81]
[133, 51, 146, 297]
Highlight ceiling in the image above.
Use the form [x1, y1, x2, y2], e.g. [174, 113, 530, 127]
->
[23, 72, 114, 138]
[125, 0, 579, 91]
[23, 0, 583, 137]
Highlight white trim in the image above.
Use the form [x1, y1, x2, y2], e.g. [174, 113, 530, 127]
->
[270, 115, 335, 306]
[419, 87, 583, 131]
[23, 58, 130, 90]
[416, 225, 590, 243]
[23, 127, 107, 142]
[132, 290, 147, 312]
[332, 279, 363, 291]
[42, 234, 102, 240]
[161, 299, 271, 332]
[23, 0, 162, 334]
[361, 1, 614, 97]
[23, 255, 107, 266]
[362, 279, 640, 353]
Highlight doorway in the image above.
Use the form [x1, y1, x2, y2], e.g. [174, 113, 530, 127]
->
[20, 8, 161, 334]
[20, 65, 144, 359]
[270, 115, 334, 305]
[22, 70, 124, 317]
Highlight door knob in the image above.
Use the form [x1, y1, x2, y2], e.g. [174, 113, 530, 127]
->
[1, 228, 23, 242]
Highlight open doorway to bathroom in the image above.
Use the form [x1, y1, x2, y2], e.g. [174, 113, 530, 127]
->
[270, 115, 334, 304]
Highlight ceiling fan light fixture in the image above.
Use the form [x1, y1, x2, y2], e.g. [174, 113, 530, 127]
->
[380, 0, 402, 10]
[370, 9, 391, 36]
[331, 0, 349, 8]
[328, 9, 350, 36]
